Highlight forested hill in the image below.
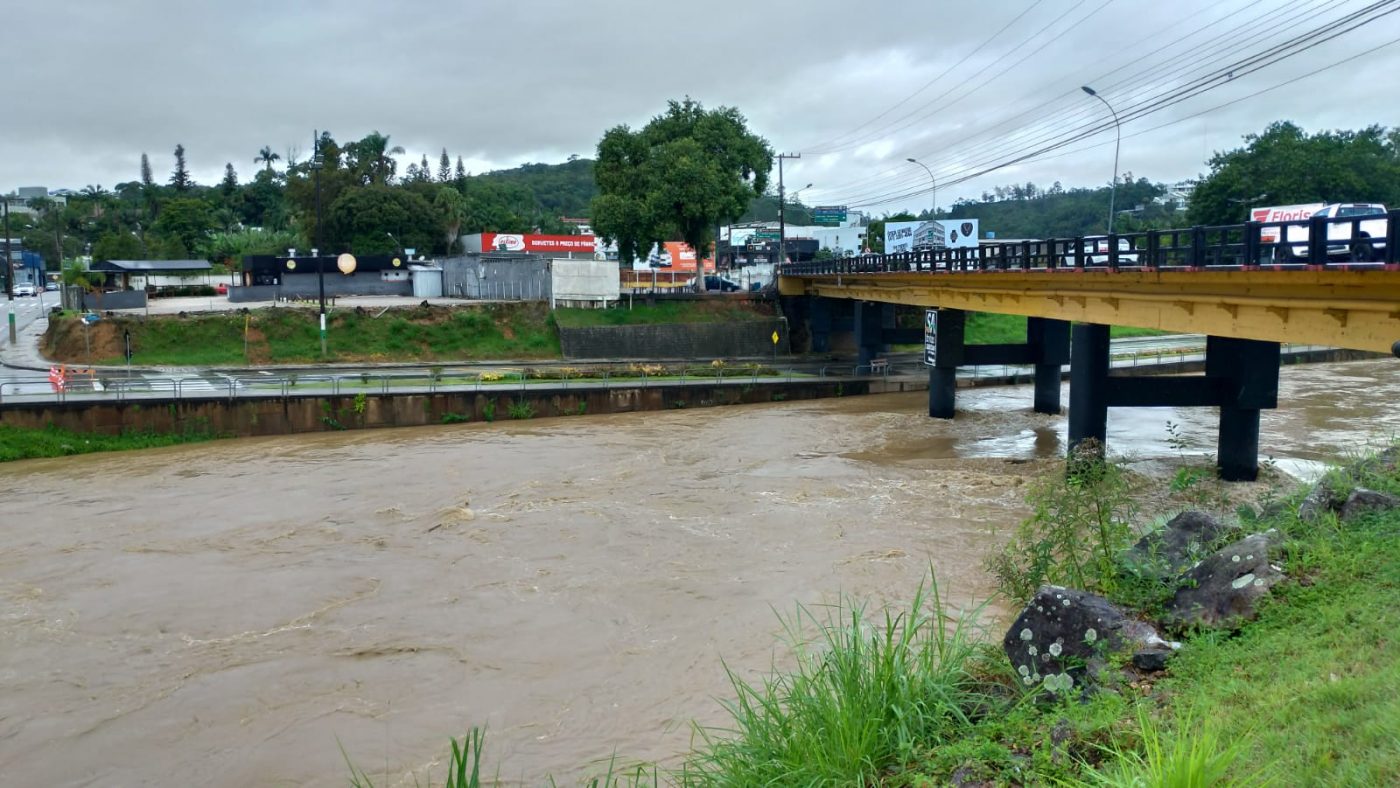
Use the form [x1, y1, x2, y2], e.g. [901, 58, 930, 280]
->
[477, 158, 596, 219]
[940, 178, 1178, 239]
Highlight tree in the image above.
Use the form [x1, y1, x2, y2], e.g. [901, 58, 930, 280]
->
[140, 153, 154, 188]
[418, 154, 432, 183]
[152, 197, 214, 255]
[1189, 121, 1400, 225]
[438, 148, 452, 182]
[348, 131, 405, 185]
[255, 145, 282, 173]
[434, 187, 469, 254]
[221, 163, 239, 196]
[454, 156, 467, 182]
[26, 196, 69, 268]
[591, 98, 771, 291]
[170, 144, 193, 192]
[92, 230, 144, 261]
[325, 186, 436, 255]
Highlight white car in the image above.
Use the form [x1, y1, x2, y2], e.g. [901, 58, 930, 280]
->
[1054, 236, 1139, 266]
[14, 283, 36, 297]
[1275, 203, 1387, 262]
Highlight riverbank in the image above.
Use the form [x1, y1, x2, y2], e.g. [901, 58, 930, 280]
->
[362, 448, 1400, 785]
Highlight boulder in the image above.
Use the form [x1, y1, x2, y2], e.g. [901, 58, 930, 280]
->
[1338, 488, 1400, 522]
[1297, 482, 1343, 523]
[1003, 586, 1180, 693]
[1123, 510, 1236, 579]
[1165, 531, 1284, 630]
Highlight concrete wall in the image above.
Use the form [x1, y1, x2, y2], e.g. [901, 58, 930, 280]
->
[558, 318, 788, 359]
[442, 254, 552, 300]
[0, 379, 862, 438]
[80, 290, 148, 310]
[225, 278, 412, 302]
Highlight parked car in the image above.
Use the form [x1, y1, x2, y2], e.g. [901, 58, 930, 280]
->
[1273, 203, 1388, 262]
[44, 282, 57, 291]
[215, 283, 229, 295]
[685, 275, 744, 292]
[14, 283, 36, 297]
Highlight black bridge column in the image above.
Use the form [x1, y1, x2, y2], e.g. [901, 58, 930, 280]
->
[1207, 336, 1280, 482]
[809, 296, 832, 354]
[1029, 317, 1070, 415]
[854, 300, 884, 370]
[928, 308, 965, 418]
[1068, 322, 1110, 453]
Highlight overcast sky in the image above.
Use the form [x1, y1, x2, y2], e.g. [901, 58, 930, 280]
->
[4, 0, 1398, 216]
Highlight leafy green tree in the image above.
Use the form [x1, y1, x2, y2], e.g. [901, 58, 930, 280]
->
[433, 187, 469, 253]
[25, 196, 69, 268]
[454, 155, 467, 182]
[220, 163, 239, 197]
[1189, 121, 1400, 224]
[325, 186, 436, 255]
[170, 144, 194, 192]
[255, 145, 282, 173]
[592, 98, 771, 289]
[92, 230, 144, 261]
[152, 197, 214, 255]
[140, 153, 153, 188]
[347, 131, 405, 185]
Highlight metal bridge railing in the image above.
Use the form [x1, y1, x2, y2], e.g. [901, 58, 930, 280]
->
[782, 211, 1400, 276]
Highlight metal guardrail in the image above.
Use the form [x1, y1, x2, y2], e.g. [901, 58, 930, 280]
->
[782, 211, 1400, 275]
[0, 365, 887, 406]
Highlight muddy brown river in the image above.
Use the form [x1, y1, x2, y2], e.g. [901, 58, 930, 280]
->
[2, 359, 1397, 785]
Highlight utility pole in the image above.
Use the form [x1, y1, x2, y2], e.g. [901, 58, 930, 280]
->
[313, 129, 326, 356]
[4, 198, 14, 344]
[776, 152, 801, 269]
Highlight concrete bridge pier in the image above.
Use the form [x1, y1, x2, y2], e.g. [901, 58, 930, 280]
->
[926, 309, 1070, 419]
[1068, 324, 1279, 481]
[853, 301, 895, 369]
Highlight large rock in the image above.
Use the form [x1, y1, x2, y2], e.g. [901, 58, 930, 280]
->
[1123, 511, 1236, 579]
[1339, 488, 1400, 522]
[1003, 586, 1180, 694]
[1297, 482, 1343, 523]
[1166, 532, 1284, 630]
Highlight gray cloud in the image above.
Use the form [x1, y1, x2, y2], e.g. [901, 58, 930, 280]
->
[4, 0, 1398, 216]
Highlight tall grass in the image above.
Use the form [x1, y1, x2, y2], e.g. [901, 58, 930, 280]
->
[1062, 707, 1268, 788]
[682, 578, 986, 785]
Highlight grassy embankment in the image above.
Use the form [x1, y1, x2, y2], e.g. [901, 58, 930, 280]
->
[353, 449, 1400, 786]
[42, 301, 779, 367]
[0, 423, 223, 462]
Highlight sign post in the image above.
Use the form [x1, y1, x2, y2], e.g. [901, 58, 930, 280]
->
[124, 328, 132, 376]
[923, 309, 938, 367]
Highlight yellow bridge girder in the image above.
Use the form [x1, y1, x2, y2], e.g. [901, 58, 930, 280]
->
[779, 269, 1400, 354]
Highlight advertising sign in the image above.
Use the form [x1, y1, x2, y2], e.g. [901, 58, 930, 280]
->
[884, 219, 980, 254]
[630, 242, 715, 273]
[812, 206, 848, 226]
[924, 309, 938, 366]
[480, 232, 596, 253]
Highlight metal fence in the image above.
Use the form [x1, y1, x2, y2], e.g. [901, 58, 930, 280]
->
[783, 211, 1400, 275]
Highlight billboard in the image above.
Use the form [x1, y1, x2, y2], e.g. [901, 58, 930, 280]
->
[629, 241, 715, 273]
[478, 233, 596, 253]
[883, 219, 980, 253]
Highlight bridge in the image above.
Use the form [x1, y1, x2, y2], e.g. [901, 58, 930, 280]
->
[778, 211, 1400, 480]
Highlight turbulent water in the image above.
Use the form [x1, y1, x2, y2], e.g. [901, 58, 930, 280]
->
[1, 358, 1396, 785]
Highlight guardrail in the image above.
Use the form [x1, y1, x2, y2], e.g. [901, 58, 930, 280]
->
[782, 211, 1400, 275]
[0, 364, 896, 406]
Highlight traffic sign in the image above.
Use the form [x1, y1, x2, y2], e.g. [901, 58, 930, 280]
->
[924, 309, 938, 366]
[813, 206, 848, 226]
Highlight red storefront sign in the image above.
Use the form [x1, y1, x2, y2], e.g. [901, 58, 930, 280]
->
[480, 233, 596, 252]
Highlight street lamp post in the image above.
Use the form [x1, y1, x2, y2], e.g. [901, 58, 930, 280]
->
[905, 158, 937, 220]
[4, 198, 15, 344]
[1081, 85, 1121, 234]
[312, 130, 326, 356]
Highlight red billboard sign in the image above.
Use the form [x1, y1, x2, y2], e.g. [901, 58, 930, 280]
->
[480, 233, 596, 253]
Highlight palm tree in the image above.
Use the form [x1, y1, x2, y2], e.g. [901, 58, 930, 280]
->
[354, 131, 405, 185]
[254, 146, 281, 172]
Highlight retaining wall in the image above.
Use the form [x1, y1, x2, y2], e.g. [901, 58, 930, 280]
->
[0, 379, 863, 438]
[558, 319, 789, 359]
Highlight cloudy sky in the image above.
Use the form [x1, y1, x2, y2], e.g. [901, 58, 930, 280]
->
[5, 0, 1398, 216]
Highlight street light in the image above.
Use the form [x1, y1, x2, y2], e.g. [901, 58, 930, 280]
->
[1081, 85, 1121, 234]
[905, 158, 936, 219]
[311, 130, 326, 356]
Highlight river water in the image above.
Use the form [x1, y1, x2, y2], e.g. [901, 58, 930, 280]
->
[2, 358, 1397, 786]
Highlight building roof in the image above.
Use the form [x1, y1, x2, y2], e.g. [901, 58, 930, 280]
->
[91, 259, 212, 272]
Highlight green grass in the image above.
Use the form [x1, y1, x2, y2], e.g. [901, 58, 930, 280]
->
[0, 423, 224, 462]
[965, 313, 1168, 345]
[46, 303, 563, 366]
[553, 302, 773, 328]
